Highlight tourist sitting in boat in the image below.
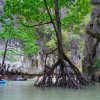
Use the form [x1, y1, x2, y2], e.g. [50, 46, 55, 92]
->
[12, 76, 18, 80]
[0, 75, 5, 81]
[12, 75, 27, 81]
[0, 75, 2, 81]
[52, 76, 56, 84]
[34, 75, 43, 86]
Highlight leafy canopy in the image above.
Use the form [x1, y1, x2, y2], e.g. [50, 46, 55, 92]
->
[0, 0, 91, 55]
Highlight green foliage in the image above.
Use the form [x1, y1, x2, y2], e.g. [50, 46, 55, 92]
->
[46, 39, 56, 50]
[45, 30, 70, 51]
[6, 48, 19, 62]
[0, 15, 39, 55]
[66, 51, 71, 58]
[0, 0, 91, 57]
[3, 0, 91, 33]
[0, 50, 4, 56]
[79, 14, 91, 33]
[70, 33, 80, 39]
[0, 25, 39, 55]
[62, 31, 70, 48]
[61, 0, 91, 32]
[79, 40, 84, 59]
[93, 57, 100, 67]
[0, 48, 20, 62]
[3, 0, 55, 22]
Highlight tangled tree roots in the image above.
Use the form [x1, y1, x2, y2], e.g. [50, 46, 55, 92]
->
[34, 53, 94, 89]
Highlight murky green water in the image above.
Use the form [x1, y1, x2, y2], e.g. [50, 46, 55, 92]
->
[0, 79, 100, 100]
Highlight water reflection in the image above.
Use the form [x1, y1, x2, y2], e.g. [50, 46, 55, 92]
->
[0, 80, 100, 100]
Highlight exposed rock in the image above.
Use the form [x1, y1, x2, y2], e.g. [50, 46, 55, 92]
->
[91, 0, 100, 5]
[0, 40, 57, 74]
[83, 0, 100, 74]
[70, 37, 82, 72]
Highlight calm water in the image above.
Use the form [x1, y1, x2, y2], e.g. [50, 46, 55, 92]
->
[0, 79, 100, 100]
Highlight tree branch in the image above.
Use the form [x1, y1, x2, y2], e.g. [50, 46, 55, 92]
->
[47, 47, 58, 55]
[44, 0, 58, 34]
[44, 47, 58, 74]
[21, 20, 55, 27]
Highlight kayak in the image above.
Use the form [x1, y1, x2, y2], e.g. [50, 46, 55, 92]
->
[12, 78, 27, 81]
[0, 80, 6, 84]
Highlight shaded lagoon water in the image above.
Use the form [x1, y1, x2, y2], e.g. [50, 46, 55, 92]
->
[0, 79, 100, 100]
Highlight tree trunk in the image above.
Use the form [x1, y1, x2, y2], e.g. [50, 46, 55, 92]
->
[2, 40, 8, 67]
[54, 0, 63, 61]
[34, 0, 94, 89]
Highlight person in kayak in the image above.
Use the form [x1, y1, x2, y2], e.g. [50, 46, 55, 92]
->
[0, 75, 2, 81]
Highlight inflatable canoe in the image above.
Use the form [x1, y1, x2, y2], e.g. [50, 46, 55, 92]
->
[12, 78, 27, 81]
[0, 80, 6, 84]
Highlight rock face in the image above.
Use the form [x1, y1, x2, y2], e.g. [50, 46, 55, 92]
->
[70, 37, 82, 72]
[86, 4, 100, 40]
[91, 0, 100, 5]
[83, 35, 97, 66]
[22, 52, 56, 74]
[0, 40, 57, 74]
[0, 38, 82, 74]
[83, 0, 100, 75]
